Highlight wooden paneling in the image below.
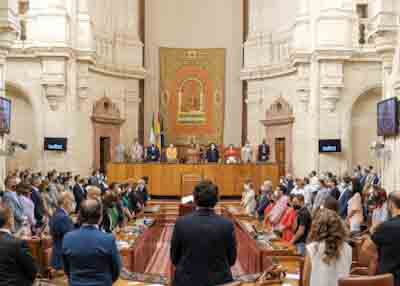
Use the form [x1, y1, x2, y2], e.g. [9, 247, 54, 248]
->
[108, 163, 279, 197]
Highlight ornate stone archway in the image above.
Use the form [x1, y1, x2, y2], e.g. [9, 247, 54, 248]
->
[261, 96, 294, 175]
[91, 96, 125, 172]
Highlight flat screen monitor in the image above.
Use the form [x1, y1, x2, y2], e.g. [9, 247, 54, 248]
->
[0, 97, 11, 134]
[377, 97, 398, 137]
[44, 137, 67, 152]
[319, 139, 341, 153]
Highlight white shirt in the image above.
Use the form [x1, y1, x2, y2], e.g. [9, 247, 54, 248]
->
[0, 228, 12, 235]
[307, 242, 352, 286]
[242, 189, 257, 216]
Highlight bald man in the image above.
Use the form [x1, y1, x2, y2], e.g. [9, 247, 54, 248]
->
[362, 191, 400, 286]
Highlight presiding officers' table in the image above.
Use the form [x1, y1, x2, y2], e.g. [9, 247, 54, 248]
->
[107, 163, 280, 197]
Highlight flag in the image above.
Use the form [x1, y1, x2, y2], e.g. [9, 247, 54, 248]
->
[149, 113, 156, 144]
[155, 112, 162, 149]
[160, 115, 165, 149]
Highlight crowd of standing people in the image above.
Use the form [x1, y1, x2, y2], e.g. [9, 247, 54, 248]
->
[0, 168, 151, 286]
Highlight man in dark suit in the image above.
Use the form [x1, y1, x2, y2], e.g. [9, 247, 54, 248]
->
[170, 181, 237, 286]
[73, 177, 86, 213]
[206, 143, 219, 163]
[49, 192, 75, 271]
[0, 204, 38, 286]
[62, 199, 121, 286]
[146, 144, 160, 161]
[258, 139, 270, 162]
[30, 176, 46, 227]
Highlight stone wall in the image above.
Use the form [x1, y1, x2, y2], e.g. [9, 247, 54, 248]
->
[1, 0, 144, 176]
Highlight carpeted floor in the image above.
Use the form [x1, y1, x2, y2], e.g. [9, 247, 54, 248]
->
[145, 224, 245, 278]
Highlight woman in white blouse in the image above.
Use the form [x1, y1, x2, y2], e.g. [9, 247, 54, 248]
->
[241, 182, 257, 216]
[303, 209, 352, 286]
[346, 180, 364, 234]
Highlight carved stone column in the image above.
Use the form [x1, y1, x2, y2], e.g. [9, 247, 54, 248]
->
[0, 0, 19, 187]
[246, 84, 264, 145]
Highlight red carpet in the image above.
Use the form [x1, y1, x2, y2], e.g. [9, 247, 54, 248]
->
[145, 224, 245, 278]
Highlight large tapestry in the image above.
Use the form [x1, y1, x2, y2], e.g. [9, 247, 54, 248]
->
[160, 48, 225, 145]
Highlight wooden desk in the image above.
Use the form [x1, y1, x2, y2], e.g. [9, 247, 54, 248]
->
[116, 219, 163, 273]
[107, 163, 279, 197]
[222, 206, 296, 274]
[26, 236, 52, 275]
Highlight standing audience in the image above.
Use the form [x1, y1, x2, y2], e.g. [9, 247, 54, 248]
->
[49, 192, 75, 271]
[62, 199, 122, 286]
[241, 181, 257, 216]
[303, 209, 352, 286]
[362, 191, 400, 286]
[290, 194, 311, 255]
[0, 204, 37, 286]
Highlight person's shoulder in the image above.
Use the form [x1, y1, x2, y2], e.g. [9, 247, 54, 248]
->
[175, 213, 196, 225]
[63, 228, 80, 241]
[377, 217, 400, 231]
[214, 214, 235, 228]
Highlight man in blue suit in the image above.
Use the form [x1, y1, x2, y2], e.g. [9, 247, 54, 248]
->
[62, 199, 121, 286]
[49, 192, 75, 271]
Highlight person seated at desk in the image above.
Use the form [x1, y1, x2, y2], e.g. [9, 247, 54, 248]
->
[258, 139, 270, 162]
[166, 144, 178, 163]
[146, 144, 160, 162]
[206, 143, 219, 163]
[186, 143, 201, 164]
[224, 144, 240, 164]
[241, 140, 254, 163]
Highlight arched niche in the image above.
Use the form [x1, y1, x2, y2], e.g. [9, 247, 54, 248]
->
[91, 96, 125, 173]
[261, 96, 294, 176]
[351, 87, 382, 168]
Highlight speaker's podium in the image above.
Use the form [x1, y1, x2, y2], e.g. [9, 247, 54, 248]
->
[107, 163, 280, 197]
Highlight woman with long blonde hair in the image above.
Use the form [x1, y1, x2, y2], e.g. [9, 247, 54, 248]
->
[303, 209, 352, 286]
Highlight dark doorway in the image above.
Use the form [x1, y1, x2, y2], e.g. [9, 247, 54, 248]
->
[100, 137, 111, 174]
[275, 138, 286, 177]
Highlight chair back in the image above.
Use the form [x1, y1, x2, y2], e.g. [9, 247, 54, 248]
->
[338, 274, 394, 286]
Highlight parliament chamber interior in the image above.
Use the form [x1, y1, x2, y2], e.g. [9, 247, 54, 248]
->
[1, 0, 400, 286]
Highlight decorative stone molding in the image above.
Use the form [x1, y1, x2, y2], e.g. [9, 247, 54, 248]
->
[296, 63, 311, 110]
[125, 89, 141, 104]
[89, 65, 146, 80]
[262, 96, 295, 126]
[77, 63, 90, 101]
[319, 61, 344, 112]
[0, 0, 19, 50]
[240, 64, 297, 81]
[91, 96, 125, 125]
[41, 57, 67, 111]
[321, 86, 341, 112]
